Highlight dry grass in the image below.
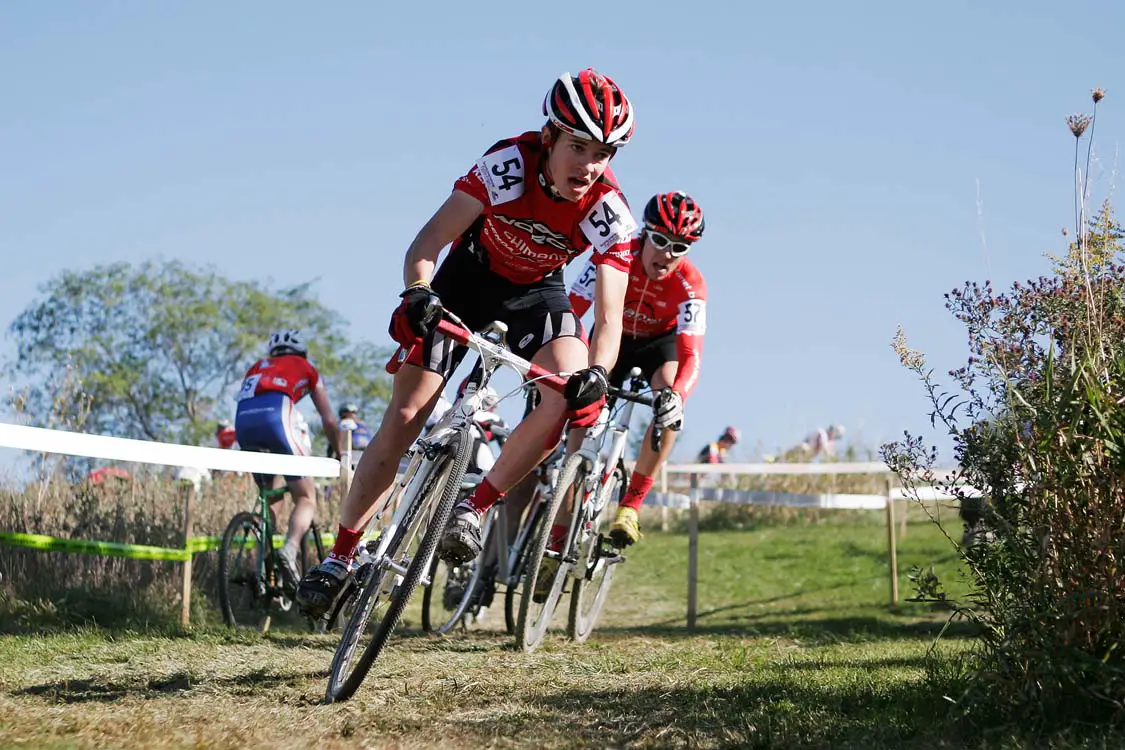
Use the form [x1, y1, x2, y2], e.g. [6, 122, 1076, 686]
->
[0, 520, 1030, 749]
[0, 472, 348, 629]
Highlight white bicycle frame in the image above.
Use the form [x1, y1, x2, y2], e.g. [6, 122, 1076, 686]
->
[560, 368, 650, 578]
[482, 441, 564, 586]
[357, 313, 570, 591]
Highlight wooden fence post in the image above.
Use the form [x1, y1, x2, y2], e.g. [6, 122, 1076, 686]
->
[899, 476, 908, 540]
[180, 484, 195, 628]
[341, 427, 353, 496]
[687, 472, 699, 629]
[885, 476, 899, 608]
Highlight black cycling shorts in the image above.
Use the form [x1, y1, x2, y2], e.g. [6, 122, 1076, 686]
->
[406, 246, 585, 379]
[607, 330, 678, 388]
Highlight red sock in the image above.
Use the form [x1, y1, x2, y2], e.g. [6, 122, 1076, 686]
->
[468, 478, 504, 513]
[549, 523, 568, 553]
[620, 472, 655, 512]
[329, 524, 363, 564]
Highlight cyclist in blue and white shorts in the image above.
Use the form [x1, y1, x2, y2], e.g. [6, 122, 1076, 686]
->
[235, 330, 340, 591]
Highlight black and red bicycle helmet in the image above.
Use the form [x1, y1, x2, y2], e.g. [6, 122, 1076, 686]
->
[543, 69, 635, 148]
[643, 191, 705, 241]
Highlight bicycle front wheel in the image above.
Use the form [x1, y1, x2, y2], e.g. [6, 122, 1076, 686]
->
[218, 512, 270, 630]
[568, 461, 627, 643]
[516, 452, 587, 653]
[325, 432, 473, 703]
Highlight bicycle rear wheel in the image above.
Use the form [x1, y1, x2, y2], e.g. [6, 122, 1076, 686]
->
[325, 432, 473, 703]
[300, 522, 339, 632]
[568, 462, 627, 643]
[516, 452, 587, 653]
[218, 512, 270, 630]
[422, 503, 496, 635]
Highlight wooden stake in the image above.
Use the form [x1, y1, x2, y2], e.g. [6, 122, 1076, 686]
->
[180, 484, 195, 628]
[885, 476, 899, 607]
[687, 473, 699, 628]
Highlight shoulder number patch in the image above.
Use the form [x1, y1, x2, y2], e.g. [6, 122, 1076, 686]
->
[580, 192, 637, 253]
[677, 299, 707, 336]
[569, 261, 597, 302]
[477, 145, 525, 206]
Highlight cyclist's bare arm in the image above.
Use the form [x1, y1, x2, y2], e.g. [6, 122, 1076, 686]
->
[311, 380, 341, 452]
[588, 263, 628, 372]
[403, 191, 485, 285]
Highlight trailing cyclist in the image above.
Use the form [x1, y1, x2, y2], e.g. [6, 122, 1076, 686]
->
[698, 426, 740, 464]
[234, 330, 340, 591]
[569, 191, 710, 547]
[295, 68, 638, 618]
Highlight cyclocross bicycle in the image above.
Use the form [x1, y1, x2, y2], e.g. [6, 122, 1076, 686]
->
[515, 367, 657, 652]
[217, 483, 328, 632]
[421, 435, 565, 636]
[323, 310, 570, 703]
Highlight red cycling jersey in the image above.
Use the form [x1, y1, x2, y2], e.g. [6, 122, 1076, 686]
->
[569, 243, 707, 397]
[236, 354, 320, 404]
[452, 132, 636, 284]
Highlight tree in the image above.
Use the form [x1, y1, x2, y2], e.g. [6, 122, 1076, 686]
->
[5, 259, 392, 446]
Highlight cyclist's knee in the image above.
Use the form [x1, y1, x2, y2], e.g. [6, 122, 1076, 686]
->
[384, 369, 444, 429]
[288, 477, 317, 504]
[531, 336, 587, 377]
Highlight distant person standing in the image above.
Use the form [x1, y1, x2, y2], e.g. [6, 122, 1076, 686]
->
[336, 403, 373, 454]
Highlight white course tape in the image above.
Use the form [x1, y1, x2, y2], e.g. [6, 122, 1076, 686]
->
[0, 422, 340, 478]
[647, 490, 888, 510]
[663, 461, 891, 476]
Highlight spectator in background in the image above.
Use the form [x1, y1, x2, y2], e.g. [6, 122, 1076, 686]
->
[337, 403, 372, 454]
[802, 424, 845, 461]
[216, 419, 238, 449]
[697, 426, 740, 464]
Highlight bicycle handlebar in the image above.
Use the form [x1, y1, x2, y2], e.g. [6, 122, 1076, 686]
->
[607, 386, 653, 408]
[385, 312, 666, 449]
[385, 316, 568, 394]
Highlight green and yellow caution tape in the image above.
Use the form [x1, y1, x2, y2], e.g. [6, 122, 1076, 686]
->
[0, 531, 336, 561]
[0, 531, 191, 562]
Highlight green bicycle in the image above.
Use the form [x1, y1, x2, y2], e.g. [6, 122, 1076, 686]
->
[217, 483, 329, 632]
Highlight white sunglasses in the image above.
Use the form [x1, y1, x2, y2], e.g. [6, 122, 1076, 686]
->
[647, 229, 693, 257]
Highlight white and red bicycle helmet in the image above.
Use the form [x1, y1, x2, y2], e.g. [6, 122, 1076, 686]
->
[543, 69, 635, 148]
[267, 329, 308, 356]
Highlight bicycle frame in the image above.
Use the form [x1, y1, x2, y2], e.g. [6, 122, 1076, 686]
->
[562, 371, 652, 577]
[364, 314, 570, 589]
[485, 445, 561, 586]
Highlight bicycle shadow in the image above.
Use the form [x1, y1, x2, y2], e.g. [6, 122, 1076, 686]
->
[11, 667, 332, 705]
[594, 580, 979, 644]
[594, 613, 978, 644]
[453, 667, 968, 749]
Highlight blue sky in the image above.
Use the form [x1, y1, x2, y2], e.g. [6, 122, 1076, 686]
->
[1, 1, 1121, 469]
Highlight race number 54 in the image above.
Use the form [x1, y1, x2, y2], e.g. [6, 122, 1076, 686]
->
[478, 145, 526, 205]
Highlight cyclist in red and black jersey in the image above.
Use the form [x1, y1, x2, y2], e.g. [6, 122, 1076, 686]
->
[297, 69, 639, 617]
[569, 191, 710, 546]
[235, 330, 340, 590]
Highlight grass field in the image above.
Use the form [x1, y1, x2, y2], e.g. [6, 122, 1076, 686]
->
[0, 514, 1089, 749]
